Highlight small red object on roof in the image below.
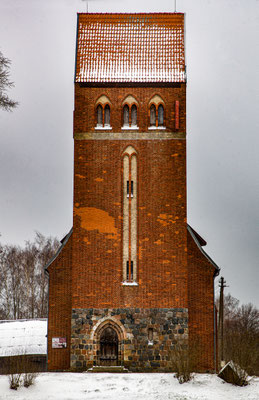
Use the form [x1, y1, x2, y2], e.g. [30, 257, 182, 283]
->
[75, 13, 186, 84]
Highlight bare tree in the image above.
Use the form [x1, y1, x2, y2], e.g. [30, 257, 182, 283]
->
[0, 232, 59, 320]
[220, 293, 259, 376]
[0, 51, 18, 111]
[34, 232, 59, 318]
[22, 242, 39, 319]
[223, 293, 239, 320]
[0, 241, 8, 319]
[0, 245, 24, 319]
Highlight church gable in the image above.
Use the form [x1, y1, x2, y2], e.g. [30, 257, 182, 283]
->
[187, 225, 220, 275]
[45, 228, 73, 273]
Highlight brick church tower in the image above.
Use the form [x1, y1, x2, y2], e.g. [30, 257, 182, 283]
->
[46, 13, 219, 372]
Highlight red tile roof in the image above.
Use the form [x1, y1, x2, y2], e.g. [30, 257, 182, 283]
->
[75, 13, 185, 84]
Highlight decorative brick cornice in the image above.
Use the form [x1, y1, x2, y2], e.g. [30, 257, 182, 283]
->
[74, 131, 186, 140]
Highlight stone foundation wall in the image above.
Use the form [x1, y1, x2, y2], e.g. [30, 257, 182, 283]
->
[71, 308, 188, 372]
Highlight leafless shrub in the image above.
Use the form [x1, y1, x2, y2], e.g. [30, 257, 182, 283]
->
[22, 353, 39, 387]
[8, 373, 22, 390]
[7, 356, 23, 390]
[169, 341, 199, 383]
[23, 372, 38, 387]
[6, 353, 39, 390]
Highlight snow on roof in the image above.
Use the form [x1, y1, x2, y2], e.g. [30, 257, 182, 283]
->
[0, 319, 47, 357]
[76, 13, 185, 83]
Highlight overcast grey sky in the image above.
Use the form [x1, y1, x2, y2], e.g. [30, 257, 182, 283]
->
[0, 0, 258, 307]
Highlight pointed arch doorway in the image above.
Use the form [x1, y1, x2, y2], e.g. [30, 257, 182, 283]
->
[100, 326, 118, 366]
[93, 319, 126, 367]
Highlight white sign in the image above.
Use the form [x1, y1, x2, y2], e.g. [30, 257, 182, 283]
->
[52, 337, 67, 349]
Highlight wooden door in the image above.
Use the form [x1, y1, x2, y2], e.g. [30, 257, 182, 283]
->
[100, 327, 118, 366]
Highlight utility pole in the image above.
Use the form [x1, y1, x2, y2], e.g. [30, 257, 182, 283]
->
[218, 276, 227, 367]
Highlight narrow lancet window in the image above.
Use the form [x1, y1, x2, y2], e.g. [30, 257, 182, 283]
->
[104, 105, 110, 126]
[97, 105, 103, 126]
[131, 105, 137, 126]
[148, 328, 154, 343]
[158, 104, 164, 126]
[123, 105, 130, 126]
[126, 261, 134, 281]
[150, 104, 156, 126]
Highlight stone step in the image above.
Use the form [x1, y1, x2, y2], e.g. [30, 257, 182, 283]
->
[87, 366, 128, 373]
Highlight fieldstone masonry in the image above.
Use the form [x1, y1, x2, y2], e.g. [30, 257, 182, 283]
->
[71, 308, 188, 372]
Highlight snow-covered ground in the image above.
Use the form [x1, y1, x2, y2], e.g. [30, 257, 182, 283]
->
[0, 321, 258, 399]
[0, 319, 47, 357]
[0, 373, 258, 400]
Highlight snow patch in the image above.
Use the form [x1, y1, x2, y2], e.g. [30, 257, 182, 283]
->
[0, 373, 258, 400]
[0, 319, 47, 356]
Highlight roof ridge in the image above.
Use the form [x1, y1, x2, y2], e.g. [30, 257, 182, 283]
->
[77, 12, 185, 15]
[187, 225, 220, 276]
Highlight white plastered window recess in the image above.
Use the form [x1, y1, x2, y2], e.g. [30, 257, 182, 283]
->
[122, 146, 138, 285]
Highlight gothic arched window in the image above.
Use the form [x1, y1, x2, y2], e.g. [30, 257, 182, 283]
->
[149, 102, 165, 128]
[122, 101, 138, 129]
[104, 104, 110, 126]
[123, 105, 130, 126]
[97, 104, 103, 127]
[95, 96, 112, 129]
[148, 95, 166, 129]
[158, 104, 164, 126]
[131, 105, 137, 127]
[150, 104, 156, 126]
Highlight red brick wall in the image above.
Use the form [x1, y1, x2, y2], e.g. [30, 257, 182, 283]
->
[72, 138, 187, 309]
[47, 236, 72, 371]
[47, 83, 217, 372]
[74, 85, 186, 133]
[187, 231, 216, 371]
[71, 84, 187, 310]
